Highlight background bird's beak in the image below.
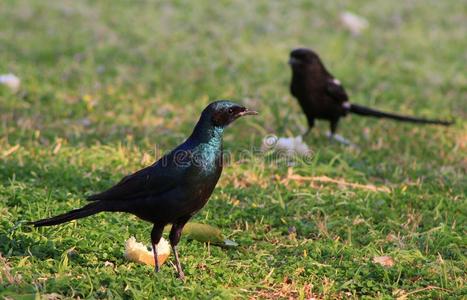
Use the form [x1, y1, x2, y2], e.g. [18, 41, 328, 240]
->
[238, 108, 258, 116]
[288, 57, 300, 65]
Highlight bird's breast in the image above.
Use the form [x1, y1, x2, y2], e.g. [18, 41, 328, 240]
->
[191, 144, 222, 172]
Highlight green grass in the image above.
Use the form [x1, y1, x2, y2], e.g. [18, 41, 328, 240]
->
[1, 0, 466, 298]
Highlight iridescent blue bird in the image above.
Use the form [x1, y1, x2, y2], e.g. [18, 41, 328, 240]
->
[28, 100, 258, 280]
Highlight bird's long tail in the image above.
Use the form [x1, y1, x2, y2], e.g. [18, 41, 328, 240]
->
[28, 201, 105, 227]
[349, 103, 453, 126]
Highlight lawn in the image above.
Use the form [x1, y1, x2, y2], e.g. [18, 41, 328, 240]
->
[0, 0, 465, 298]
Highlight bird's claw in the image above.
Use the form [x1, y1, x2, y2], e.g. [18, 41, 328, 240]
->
[178, 271, 185, 281]
[326, 132, 357, 147]
[302, 128, 312, 139]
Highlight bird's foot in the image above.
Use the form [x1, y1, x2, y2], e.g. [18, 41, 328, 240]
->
[171, 245, 186, 281]
[301, 128, 312, 139]
[326, 132, 357, 148]
[154, 264, 160, 273]
[177, 270, 186, 281]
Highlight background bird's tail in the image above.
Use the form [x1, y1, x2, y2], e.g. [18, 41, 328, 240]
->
[28, 201, 105, 227]
[349, 103, 453, 126]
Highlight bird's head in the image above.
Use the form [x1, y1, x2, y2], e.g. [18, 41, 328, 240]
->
[202, 100, 258, 127]
[288, 48, 322, 70]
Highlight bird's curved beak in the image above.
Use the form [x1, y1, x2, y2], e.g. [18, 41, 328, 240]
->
[238, 108, 258, 117]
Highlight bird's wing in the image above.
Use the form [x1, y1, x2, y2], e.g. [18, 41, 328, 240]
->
[325, 78, 349, 104]
[87, 156, 185, 202]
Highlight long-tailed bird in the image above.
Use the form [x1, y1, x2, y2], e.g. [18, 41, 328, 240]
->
[288, 48, 453, 144]
[28, 100, 257, 280]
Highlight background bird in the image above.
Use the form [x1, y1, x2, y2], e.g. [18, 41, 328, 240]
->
[28, 100, 257, 280]
[288, 48, 453, 144]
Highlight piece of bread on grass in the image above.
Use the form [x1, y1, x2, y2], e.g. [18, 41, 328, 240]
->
[124, 236, 170, 266]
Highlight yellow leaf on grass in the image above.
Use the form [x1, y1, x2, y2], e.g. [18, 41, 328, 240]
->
[165, 223, 223, 243]
[164, 223, 237, 247]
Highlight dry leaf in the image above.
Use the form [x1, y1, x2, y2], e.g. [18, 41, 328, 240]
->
[53, 139, 63, 155]
[104, 261, 114, 268]
[283, 168, 390, 193]
[373, 255, 395, 267]
[2, 145, 20, 157]
[140, 152, 153, 165]
[42, 293, 64, 300]
[0, 253, 22, 285]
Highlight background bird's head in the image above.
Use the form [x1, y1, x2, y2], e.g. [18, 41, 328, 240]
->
[202, 100, 258, 127]
[288, 48, 323, 72]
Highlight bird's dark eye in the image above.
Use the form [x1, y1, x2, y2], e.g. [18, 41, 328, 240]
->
[228, 108, 233, 114]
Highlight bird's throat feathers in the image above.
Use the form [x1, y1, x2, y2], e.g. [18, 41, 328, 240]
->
[186, 120, 224, 172]
[189, 118, 224, 148]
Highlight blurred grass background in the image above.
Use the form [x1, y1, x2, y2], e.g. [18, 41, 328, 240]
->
[0, 0, 465, 298]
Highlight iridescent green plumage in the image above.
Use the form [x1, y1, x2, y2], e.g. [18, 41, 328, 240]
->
[29, 100, 257, 280]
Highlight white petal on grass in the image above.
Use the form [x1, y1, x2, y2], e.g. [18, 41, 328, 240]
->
[262, 135, 311, 156]
[0, 74, 21, 92]
[340, 12, 369, 35]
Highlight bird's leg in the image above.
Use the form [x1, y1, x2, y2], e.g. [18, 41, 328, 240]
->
[151, 225, 164, 273]
[169, 216, 190, 281]
[329, 119, 339, 137]
[152, 244, 159, 273]
[326, 119, 354, 146]
[327, 131, 352, 145]
[302, 118, 315, 138]
[302, 127, 312, 139]
[172, 245, 184, 280]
